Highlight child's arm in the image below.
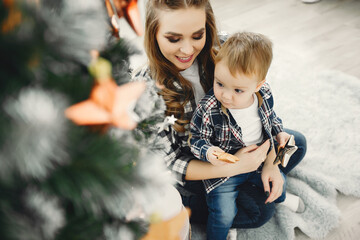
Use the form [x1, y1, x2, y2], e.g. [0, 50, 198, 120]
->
[262, 82, 284, 136]
[189, 105, 215, 162]
[189, 104, 235, 165]
[185, 141, 270, 180]
[270, 110, 284, 137]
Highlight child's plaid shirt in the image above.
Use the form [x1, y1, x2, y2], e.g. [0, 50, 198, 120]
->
[189, 83, 284, 193]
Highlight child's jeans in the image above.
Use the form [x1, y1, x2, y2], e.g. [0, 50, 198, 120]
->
[205, 170, 286, 240]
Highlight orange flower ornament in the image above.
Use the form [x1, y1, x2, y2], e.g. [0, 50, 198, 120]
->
[65, 56, 145, 130]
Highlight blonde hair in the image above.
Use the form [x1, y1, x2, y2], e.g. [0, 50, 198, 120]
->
[216, 32, 273, 81]
[144, 0, 219, 132]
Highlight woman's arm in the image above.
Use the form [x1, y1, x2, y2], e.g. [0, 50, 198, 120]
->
[185, 140, 270, 180]
[134, 68, 270, 182]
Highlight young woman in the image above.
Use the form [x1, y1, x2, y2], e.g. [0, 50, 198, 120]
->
[134, 0, 307, 231]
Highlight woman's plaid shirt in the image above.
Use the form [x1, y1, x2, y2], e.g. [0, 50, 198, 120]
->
[189, 83, 284, 193]
[132, 33, 231, 189]
[133, 65, 203, 187]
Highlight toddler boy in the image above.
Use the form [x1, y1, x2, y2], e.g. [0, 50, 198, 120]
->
[190, 32, 304, 240]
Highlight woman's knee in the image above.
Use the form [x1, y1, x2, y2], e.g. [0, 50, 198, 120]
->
[251, 202, 276, 228]
[296, 135, 307, 160]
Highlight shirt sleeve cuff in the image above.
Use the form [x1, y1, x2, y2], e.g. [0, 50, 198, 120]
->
[200, 144, 212, 162]
[272, 125, 284, 136]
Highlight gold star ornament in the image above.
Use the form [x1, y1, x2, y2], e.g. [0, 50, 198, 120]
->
[273, 135, 298, 167]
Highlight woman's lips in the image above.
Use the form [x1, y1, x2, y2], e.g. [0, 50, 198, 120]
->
[176, 55, 193, 63]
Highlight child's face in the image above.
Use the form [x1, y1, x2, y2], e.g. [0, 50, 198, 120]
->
[214, 60, 264, 109]
[156, 7, 206, 71]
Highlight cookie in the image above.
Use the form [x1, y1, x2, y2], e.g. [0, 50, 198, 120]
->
[213, 152, 240, 163]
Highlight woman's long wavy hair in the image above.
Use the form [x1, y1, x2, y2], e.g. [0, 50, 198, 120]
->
[144, 0, 219, 132]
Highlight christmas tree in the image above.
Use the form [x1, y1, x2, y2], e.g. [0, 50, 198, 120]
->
[0, 0, 187, 239]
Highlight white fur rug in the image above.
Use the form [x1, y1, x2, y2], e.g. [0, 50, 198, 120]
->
[234, 57, 360, 239]
[191, 57, 360, 239]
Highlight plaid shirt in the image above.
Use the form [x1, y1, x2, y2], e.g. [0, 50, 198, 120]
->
[190, 83, 283, 193]
[132, 33, 253, 191]
[133, 65, 204, 186]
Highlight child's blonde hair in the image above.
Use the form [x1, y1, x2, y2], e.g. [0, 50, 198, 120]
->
[215, 32, 273, 81]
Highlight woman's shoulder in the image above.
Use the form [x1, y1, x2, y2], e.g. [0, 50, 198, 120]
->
[133, 64, 151, 80]
[131, 64, 161, 92]
[197, 88, 219, 112]
[130, 64, 166, 122]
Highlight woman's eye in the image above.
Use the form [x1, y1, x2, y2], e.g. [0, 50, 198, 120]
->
[193, 33, 204, 40]
[235, 89, 243, 93]
[167, 37, 180, 43]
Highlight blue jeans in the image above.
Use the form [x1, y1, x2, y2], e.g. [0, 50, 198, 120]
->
[180, 129, 306, 233]
[206, 170, 286, 240]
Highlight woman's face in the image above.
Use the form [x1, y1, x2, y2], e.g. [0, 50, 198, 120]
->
[156, 7, 206, 71]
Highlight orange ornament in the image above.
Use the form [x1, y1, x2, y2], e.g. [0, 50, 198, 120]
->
[1, 0, 22, 33]
[142, 208, 191, 240]
[66, 52, 145, 130]
[105, 0, 143, 36]
[124, 0, 143, 36]
[65, 79, 145, 130]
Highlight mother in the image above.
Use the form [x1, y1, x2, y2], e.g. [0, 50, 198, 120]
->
[134, 0, 306, 231]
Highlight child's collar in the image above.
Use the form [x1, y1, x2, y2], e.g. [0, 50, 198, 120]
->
[255, 91, 263, 107]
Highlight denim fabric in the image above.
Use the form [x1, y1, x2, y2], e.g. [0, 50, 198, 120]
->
[206, 175, 241, 239]
[205, 171, 286, 239]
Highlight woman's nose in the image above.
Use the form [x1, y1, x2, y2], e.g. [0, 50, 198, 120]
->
[180, 41, 194, 55]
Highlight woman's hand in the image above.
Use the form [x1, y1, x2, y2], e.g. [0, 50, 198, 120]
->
[232, 140, 270, 174]
[276, 132, 291, 148]
[261, 162, 284, 204]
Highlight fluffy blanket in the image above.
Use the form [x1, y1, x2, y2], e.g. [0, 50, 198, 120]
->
[236, 55, 360, 239]
[192, 55, 360, 239]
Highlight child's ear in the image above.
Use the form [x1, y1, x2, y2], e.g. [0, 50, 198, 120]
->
[255, 79, 266, 91]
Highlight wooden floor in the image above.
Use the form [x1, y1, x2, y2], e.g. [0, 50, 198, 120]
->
[211, 0, 360, 79]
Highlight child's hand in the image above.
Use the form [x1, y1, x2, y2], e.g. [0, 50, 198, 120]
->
[276, 132, 291, 148]
[207, 147, 227, 166]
